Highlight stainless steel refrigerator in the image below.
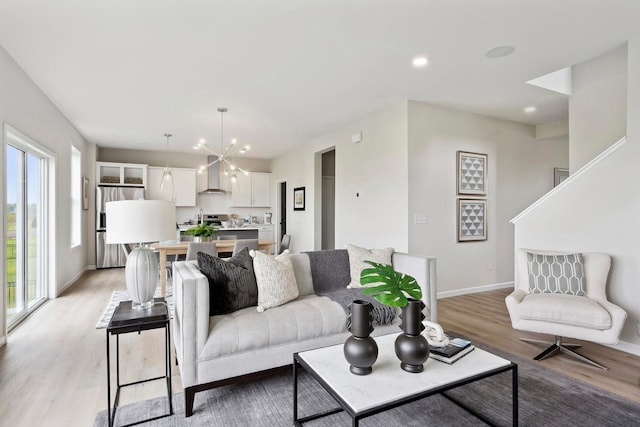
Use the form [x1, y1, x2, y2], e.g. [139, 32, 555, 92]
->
[96, 186, 145, 268]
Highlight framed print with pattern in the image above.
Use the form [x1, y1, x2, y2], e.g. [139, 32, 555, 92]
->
[457, 151, 487, 196]
[457, 198, 487, 242]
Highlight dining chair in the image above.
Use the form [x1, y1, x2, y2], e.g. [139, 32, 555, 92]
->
[279, 234, 291, 254]
[185, 242, 217, 261]
[232, 239, 259, 256]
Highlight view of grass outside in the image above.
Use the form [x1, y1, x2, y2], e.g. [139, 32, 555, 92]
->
[6, 211, 16, 313]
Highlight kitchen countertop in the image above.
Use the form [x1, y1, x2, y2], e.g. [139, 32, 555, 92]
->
[178, 223, 271, 231]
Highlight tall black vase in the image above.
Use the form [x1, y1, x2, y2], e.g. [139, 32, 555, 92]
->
[343, 300, 378, 375]
[395, 298, 430, 373]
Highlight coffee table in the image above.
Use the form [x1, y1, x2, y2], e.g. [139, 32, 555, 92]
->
[293, 333, 517, 426]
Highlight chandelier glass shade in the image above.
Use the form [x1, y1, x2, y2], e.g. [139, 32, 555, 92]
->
[194, 107, 250, 182]
[160, 133, 174, 194]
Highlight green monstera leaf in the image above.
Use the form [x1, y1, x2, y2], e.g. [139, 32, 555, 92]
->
[360, 260, 422, 307]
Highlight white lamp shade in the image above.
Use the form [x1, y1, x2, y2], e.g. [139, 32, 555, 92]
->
[105, 200, 176, 244]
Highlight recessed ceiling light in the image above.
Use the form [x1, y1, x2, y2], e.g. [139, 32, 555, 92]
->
[412, 56, 428, 67]
[485, 46, 515, 59]
[524, 106, 537, 113]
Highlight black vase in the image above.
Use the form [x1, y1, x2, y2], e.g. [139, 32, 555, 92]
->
[395, 298, 430, 373]
[343, 300, 378, 375]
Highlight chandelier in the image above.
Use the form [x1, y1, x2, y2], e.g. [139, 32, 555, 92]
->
[194, 107, 250, 181]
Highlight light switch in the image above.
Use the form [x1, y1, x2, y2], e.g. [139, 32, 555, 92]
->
[414, 214, 428, 224]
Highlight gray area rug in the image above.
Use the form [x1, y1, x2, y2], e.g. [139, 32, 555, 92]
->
[93, 341, 640, 426]
[95, 285, 174, 329]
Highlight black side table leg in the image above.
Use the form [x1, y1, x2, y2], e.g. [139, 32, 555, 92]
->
[166, 322, 173, 415]
[106, 330, 111, 427]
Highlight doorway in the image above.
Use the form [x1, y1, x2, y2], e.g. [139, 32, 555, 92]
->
[279, 181, 287, 242]
[4, 125, 50, 329]
[321, 149, 335, 250]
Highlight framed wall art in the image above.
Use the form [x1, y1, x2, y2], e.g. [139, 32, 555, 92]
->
[457, 198, 487, 242]
[457, 151, 487, 196]
[293, 187, 305, 211]
[553, 167, 569, 187]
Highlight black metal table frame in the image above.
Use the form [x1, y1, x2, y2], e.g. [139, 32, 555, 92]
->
[293, 353, 518, 427]
[106, 303, 173, 427]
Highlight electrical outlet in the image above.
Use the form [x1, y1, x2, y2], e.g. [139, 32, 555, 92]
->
[636, 320, 640, 337]
[488, 262, 494, 271]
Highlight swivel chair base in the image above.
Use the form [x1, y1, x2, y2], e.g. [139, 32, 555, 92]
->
[521, 335, 608, 370]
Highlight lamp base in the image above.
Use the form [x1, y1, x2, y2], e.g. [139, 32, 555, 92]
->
[132, 299, 155, 310]
[125, 247, 159, 310]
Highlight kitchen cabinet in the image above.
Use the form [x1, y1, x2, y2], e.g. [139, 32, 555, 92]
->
[230, 172, 271, 207]
[147, 166, 197, 206]
[96, 162, 147, 187]
[257, 224, 274, 242]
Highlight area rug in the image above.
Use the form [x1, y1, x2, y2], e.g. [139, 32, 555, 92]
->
[93, 341, 640, 426]
[95, 285, 174, 329]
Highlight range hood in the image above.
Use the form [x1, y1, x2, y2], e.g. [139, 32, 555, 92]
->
[198, 157, 226, 194]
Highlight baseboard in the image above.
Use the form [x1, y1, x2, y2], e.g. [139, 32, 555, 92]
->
[56, 266, 90, 297]
[437, 281, 514, 299]
[605, 340, 640, 356]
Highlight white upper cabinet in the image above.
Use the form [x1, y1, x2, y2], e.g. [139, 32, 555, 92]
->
[230, 172, 271, 207]
[96, 162, 147, 187]
[148, 166, 197, 206]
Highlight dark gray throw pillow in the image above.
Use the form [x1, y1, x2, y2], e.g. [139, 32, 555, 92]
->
[198, 247, 258, 315]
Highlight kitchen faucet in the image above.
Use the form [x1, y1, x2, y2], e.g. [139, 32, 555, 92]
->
[199, 208, 204, 225]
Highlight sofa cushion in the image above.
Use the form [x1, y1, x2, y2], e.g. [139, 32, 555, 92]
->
[289, 253, 315, 296]
[198, 248, 258, 316]
[346, 244, 394, 288]
[251, 250, 299, 312]
[201, 295, 347, 359]
[519, 293, 612, 330]
[527, 252, 586, 296]
[304, 249, 351, 293]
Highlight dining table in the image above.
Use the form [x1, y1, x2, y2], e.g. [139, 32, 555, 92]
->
[151, 239, 276, 296]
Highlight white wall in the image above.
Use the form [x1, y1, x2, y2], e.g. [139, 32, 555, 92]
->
[569, 43, 627, 171]
[407, 101, 568, 293]
[271, 103, 409, 253]
[514, 40, 640, 346]
[0, 44, 92, 345]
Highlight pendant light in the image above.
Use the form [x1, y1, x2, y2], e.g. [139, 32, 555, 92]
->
[160, 133, 174, 195]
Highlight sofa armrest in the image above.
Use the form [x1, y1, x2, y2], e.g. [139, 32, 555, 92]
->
[172, 260, 210, 388]
[392, 252, 437, 322]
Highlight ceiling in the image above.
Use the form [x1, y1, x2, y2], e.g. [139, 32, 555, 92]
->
[0, 1, 639, 159]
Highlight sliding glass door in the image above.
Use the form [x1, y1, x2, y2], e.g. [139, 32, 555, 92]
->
[5, 128, 48, 328]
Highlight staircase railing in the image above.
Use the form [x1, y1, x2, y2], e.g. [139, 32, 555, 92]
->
[510, 136, 627, 224]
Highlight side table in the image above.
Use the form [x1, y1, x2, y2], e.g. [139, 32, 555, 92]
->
[106, 298, 173, 427]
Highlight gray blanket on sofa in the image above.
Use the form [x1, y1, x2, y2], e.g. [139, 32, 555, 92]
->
[319, 288, 398, 328]
[305, 249, 397, 328]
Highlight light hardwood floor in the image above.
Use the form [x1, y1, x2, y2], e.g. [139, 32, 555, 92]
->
[1, 270, 639, 426]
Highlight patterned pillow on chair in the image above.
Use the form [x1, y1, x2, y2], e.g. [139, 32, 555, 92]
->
[527, 252, 586, 296]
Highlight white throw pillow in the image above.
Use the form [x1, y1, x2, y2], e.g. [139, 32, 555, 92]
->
[346, 244, 394, 288]
[250, 249, 299, 312]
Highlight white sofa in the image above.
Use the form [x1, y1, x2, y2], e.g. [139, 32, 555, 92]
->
[172, 249, 437, 416]
[505, 248, 626, 368]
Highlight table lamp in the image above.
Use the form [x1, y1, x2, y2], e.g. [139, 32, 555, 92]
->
[106, 200, 176, 309]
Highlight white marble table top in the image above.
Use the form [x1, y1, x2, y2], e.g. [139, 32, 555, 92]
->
[297, 333, 512, 414]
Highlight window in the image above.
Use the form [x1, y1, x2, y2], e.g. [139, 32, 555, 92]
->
[5, 124, 51, 328]
[70, 146, 81, 247]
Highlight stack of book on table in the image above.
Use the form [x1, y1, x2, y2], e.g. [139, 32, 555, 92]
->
[429, 335, 474, 364]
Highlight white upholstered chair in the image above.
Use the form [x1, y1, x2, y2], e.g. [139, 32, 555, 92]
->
[505, 248, 627, 369]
